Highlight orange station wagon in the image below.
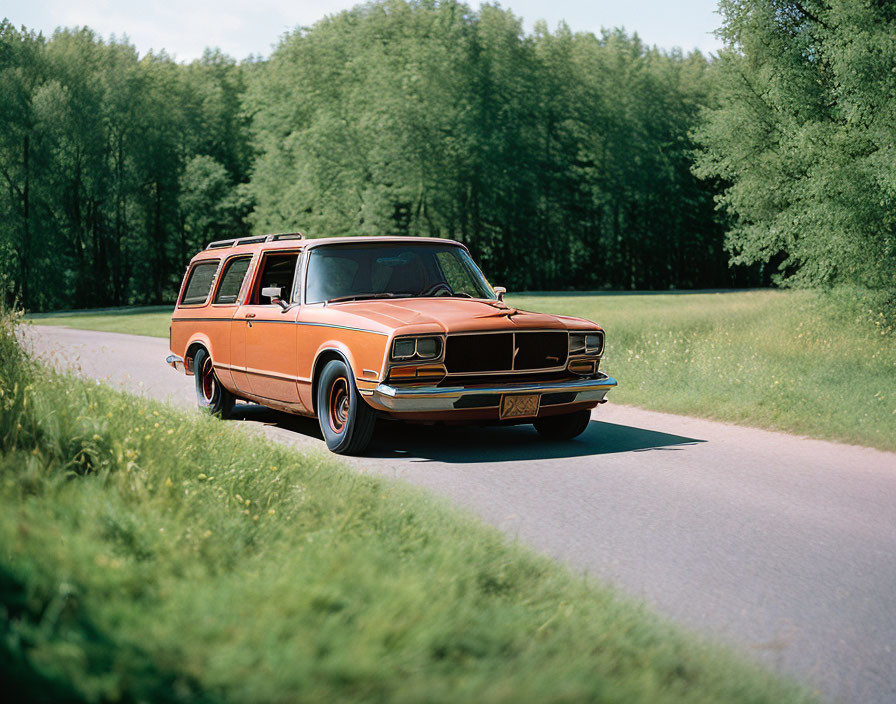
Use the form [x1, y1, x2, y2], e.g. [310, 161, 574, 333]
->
[167, 234, 617, 454]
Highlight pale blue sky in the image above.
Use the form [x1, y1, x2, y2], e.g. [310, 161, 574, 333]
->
[3, 1, 724, 62]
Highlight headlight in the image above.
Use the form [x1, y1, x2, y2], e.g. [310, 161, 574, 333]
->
[415, 337, 441, 359]
[569, 334, 586, 354]
[569, 332, 603, 356]
[585, 333, 603, 355]
[392, 338, 417, 360]
[391, 336, 443, 361]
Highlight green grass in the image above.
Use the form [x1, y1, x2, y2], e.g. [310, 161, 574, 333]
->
[509, 289, 896, 452]
[29, 289, 896, 451]
[28, 305, 173, 338]
[0, 311, 812, 703]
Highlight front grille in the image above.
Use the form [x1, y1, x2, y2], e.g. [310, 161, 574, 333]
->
[514, 332, 568, 370]
[438, 371, 575, 387]
[444, 331, 568, 374]
[444, 333, 513, 373]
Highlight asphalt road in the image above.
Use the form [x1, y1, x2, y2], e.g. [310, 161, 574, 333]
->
[25, 325, 896, 704]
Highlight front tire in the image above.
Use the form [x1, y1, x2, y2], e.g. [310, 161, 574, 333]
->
[533, 409, 592, 441]
[316, 359, 376, 455]
[194, 348, 234, 419]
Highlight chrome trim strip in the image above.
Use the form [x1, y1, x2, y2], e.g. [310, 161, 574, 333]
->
[240, 366, 310, 383]
[171, 317, 387, 336]
[445, 366, 568, 377]
[370, 374, 618, 412]
[173, 317, 232, 322]
[297, 321, 389, 336]
[446, 327, 570, 336]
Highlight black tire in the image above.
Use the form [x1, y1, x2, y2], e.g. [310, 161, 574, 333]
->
[194, 347, 234, 419]
[533, 409, 592, 441]
[316, 359, 376, 455]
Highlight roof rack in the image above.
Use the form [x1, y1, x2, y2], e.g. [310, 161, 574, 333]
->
[206, 232, 305, 250]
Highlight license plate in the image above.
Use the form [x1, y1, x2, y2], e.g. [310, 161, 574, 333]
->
[500, 394, 540, 419]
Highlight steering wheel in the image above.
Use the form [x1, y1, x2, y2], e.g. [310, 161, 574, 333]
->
[421, 282, 453, 297]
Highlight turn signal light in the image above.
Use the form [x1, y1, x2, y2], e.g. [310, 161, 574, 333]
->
[568, 360, 596, 375]
[388, 364, 447, 382]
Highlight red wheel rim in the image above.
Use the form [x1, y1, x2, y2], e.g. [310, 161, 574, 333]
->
[328, 377, 349, 433]
[201, 357, 216, 402]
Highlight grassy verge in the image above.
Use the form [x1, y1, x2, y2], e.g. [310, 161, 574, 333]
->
[0, 311, 810, 703]
[27, 305, 173, 338]
[509, 289, 895, 451]
[28, 289, 896, 450]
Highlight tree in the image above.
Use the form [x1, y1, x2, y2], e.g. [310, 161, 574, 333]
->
[694, 0, 896, 292]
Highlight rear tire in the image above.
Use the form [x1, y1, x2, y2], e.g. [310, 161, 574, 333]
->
[194, 348, 234, 419]
[533, 409, 591, 441]
[316, 359, 376, 455]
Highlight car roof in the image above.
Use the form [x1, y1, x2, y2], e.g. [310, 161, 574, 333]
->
[189, 235, 467, 264]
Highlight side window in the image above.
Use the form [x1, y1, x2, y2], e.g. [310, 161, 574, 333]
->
[214, 256, 252, 304]
[179, 261, 219, 306]
[249, 252, 300, 305]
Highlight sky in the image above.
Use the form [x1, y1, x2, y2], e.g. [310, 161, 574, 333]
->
[3, 0, 724, 62]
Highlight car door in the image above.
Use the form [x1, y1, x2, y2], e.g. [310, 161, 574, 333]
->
[232, 249, 302, 403]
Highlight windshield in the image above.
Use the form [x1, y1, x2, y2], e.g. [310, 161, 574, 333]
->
[305, 242, 497, 304]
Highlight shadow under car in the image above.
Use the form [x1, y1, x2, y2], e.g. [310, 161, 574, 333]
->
[229, 403, 705, 464]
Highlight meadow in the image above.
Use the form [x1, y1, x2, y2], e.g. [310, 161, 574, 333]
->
[30, 289, 896, 451]
[0, 311, 811, 702]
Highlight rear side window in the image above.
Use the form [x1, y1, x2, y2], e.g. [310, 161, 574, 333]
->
[180, 261, 219, 306]
[214, 256, 252, 304]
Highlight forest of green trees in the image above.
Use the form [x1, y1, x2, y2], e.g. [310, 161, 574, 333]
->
[1, 0, 893, 312]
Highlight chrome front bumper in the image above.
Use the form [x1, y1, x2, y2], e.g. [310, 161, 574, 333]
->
[369, 373, 618, 413]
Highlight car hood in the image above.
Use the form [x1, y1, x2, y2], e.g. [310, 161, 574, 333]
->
[326, 297, 597, 334]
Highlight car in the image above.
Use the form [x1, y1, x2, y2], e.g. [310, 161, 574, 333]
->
[166, 234, 617, 454]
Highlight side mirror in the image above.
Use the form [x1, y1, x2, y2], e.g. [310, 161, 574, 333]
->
[262, 286, 288, 309]
[494, 286, 506, 302]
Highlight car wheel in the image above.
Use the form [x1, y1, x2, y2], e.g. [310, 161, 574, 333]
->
[194, 348, 234, 419]
[533, 409, 592, 441]
[316, 359, 376, 455]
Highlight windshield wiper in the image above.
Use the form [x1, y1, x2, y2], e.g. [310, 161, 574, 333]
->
[326, 292, 412, 303]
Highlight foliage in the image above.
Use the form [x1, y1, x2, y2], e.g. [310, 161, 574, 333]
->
[0, 22, 253, 311]
[246, 1, 744, 291]
[694, 1, 896, 293]
[0, 310, 811, 702]
[1, 2, 762, 313]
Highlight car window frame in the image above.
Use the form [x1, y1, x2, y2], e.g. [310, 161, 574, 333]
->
[177, 259, 221, 308]
[302, 241, 498, 304]
[245, 248, 304, 307]
[211, 254, 254, 307]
